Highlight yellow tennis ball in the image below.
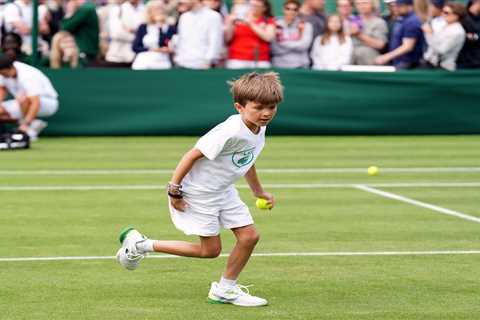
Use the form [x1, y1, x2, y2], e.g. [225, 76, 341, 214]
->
[368, 166, 379, 176]
[256, 198, 272, 210]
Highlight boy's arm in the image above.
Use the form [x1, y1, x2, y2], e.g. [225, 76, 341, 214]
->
[168, 148, 204, 211]
[244, 164, 275, 209]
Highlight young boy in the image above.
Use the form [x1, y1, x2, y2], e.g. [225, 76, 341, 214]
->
[116, 71, 283, 307]
[0, 53, 59, 140]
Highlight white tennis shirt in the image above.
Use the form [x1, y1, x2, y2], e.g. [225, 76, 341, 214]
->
[0, 62, 58, 99]
[182, 114, 266, 196]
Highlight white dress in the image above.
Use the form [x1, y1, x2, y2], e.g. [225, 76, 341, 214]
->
[310, 34, 353, 71]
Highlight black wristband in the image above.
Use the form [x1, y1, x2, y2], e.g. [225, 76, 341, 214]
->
[168, 192, 183, 199]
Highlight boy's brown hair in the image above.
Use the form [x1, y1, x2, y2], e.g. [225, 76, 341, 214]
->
[229, 72, 284, 106]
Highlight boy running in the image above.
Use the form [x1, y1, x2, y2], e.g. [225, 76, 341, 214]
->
[116, 71, 283, 307]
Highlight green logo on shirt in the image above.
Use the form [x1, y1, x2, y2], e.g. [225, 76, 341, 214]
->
[232, 148, 255, 168]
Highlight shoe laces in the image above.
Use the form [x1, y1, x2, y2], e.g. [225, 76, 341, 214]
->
[225, 284, 253, 298]
[125, 246, 145, 262]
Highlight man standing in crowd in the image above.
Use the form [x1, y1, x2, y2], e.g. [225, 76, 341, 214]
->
[298, 0, 326, 44]
[59, 0, 99, 64]
[457, 0, 480, 69]
[173, 0, 223, 69]
[3, 0, 50, 55]
[0, 53, 58, 140]
[374, 0, 424, 69]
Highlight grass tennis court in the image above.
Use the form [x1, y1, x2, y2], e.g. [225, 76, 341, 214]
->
[1, 136, 480, 319]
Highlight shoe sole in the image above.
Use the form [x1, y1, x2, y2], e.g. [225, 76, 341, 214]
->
[207, 298, 229, 305]
[207, 297, 268, 307]
[119, 227, 135, 244]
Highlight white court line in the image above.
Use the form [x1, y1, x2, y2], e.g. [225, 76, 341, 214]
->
[1, 167, 480, 175]
[355, 185, 480, 224]
[2, 250, 480, 262]
[1, 182, 480, 191]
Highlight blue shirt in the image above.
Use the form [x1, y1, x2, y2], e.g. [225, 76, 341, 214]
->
[389, 11, 425, 67]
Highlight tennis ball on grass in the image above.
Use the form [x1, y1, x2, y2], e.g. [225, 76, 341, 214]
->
[368, 166, 379, 176]
[256, 198, 272, 210]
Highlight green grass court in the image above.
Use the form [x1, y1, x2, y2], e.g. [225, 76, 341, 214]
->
[1, 136, 480, 319]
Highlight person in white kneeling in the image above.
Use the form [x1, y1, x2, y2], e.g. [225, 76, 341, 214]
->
[310, 14, 353, 70]
[0, 54, 59, 141]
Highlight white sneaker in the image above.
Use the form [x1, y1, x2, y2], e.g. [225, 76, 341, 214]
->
[27, 120, 48, 142]
[116, 227, 147, 271]
[207, 282, 268, 307]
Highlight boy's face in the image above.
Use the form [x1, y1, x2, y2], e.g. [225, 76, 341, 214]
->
[235, 101, 277, 129]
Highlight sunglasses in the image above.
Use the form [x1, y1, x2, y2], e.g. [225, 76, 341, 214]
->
[442, 10, 454, 15]
[284, 6, 299, 11]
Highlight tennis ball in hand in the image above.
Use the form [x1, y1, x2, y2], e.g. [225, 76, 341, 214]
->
[256, 198, 272, 210]
[368, 166, 379, 176]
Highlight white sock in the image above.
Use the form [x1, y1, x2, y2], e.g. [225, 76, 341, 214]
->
[219, 276, 237, 288]
[135, 239, 155, 252]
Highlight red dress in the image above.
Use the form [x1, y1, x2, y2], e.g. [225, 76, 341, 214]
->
[228, 16, 275, 62]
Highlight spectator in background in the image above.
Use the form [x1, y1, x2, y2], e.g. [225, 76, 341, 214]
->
[132, 0, 176, 69]
[224, 0, 276, 69]
[298, 0, 326, 42]
[457, 0, 480, 69]
[173, 0, 223, 69]
[337, 0, 361, 35]
[203, 0, 228, 17]
[311, 14, 352, 70]
[383, 0, 399, 38]
[58, 0, 99, 65]
[0, 53, 58, 140]
[351, 0, 388, 65]
[169, 0, 190, 27]
[375, 0, 424, 69]
[428, 0, 446, 32]
[3, 0, 50, 55]
[105, 0, 145, 65]
[422, 2, 465, 71]
[272, 0, 313, 68]
[49, 30, 79, 68]
[1, 32, 27, 62]
[45, 0, 65, 40]
[230, 0, 250, 20]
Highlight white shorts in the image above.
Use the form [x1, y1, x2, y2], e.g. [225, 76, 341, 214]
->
[225, 59, 272, 69]
[1, 96, 59, 120]
[169, 188, 254, 237]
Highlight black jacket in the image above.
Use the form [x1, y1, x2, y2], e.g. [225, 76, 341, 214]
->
[132, 24, 177, 53]
[457, 6, 480, 68]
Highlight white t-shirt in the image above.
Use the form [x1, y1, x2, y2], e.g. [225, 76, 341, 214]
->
[174, 5, 223, 69]
[3, 1, 47, 49]
[182, 114, 266, 196]
[0, 62, 58, 99]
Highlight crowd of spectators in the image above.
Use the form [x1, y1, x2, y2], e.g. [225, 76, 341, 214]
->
[0, 0, 479, 71]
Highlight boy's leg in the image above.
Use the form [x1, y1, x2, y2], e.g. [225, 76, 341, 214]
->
[207, 225, 267, 307]
[223, 224, 260, 280]
[149, 236, 222, 258]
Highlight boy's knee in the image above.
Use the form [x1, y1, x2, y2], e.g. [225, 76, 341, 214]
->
[239, 231, 260, 247]
[201, 244, 222, 258]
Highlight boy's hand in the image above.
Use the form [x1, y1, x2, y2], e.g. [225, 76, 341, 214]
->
[255, 191, 275, 209]
[170, 197, 188, 212]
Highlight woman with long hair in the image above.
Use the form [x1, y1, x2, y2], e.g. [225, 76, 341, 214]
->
[311, 14, 353, 70]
